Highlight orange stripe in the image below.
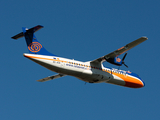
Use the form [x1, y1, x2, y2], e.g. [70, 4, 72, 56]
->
[112, 73, 144, 88]
[24, 54, 69, 64]
[24, 55, 55, 61]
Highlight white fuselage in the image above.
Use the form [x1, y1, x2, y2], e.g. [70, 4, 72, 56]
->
[24, 53, 144, 88]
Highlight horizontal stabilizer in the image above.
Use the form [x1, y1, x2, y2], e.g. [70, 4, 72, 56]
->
[11, 32, 24, 40]
[37, 73, 66, 82]
[11, 25, 43, 40]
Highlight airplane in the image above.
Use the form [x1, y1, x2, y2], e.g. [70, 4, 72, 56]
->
[12, 25, 148, 88]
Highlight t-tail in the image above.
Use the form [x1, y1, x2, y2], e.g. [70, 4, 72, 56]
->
[12, 25, 56, 56]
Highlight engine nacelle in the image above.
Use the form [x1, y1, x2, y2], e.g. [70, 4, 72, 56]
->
[106, 57, 123, 66]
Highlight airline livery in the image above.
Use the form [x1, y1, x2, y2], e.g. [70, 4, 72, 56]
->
[12, 25, 148, 88]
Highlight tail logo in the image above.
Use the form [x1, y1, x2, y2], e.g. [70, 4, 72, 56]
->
[28, 42, 42, 53]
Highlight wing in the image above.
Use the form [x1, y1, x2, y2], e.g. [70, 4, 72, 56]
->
[37, 73, 66, 82]
[91, 37, 148, 63]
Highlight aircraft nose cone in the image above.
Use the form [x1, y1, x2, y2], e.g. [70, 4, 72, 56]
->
[136, 75, 145, 88]
[135, 78, 145, 88]
[140, 79, 145, 87]
[135, 79, 145, 88]
[124, 75, 145, 88]
[131, 73, 145, 88]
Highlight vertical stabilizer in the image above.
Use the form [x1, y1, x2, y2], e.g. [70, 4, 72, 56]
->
[12, 25, 56, 56]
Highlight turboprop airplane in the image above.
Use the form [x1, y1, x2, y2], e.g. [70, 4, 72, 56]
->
[12, 25, 148, 88]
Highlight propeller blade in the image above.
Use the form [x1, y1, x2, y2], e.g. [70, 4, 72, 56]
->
[122, 53, 128, 61]
[123, 63, 128, 68]
[122, 53, 128, 68]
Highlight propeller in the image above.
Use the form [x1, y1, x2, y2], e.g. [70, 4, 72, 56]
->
[122, 53, 128, 68]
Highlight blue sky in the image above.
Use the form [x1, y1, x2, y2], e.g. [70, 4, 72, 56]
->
[1, 0, 160, 120]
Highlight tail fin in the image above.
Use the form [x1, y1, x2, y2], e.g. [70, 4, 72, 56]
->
[12, 25, 56, 56]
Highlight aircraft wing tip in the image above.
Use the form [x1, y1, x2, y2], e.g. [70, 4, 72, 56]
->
[37, 80, 44, 82]
[141, 36, 148, 40]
